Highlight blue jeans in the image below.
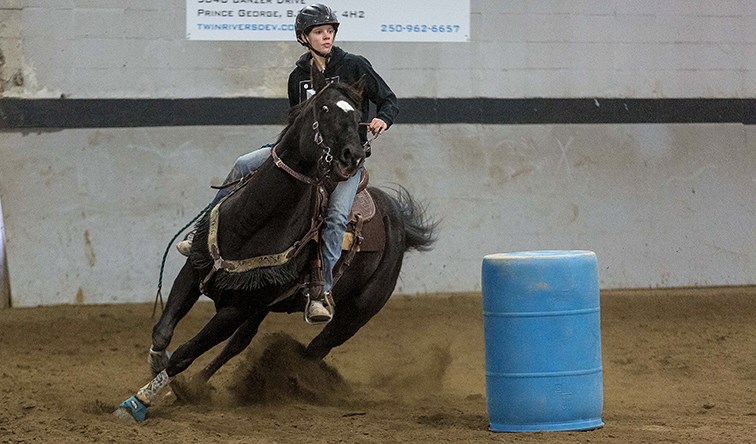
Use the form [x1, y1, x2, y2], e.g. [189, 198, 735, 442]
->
[320, 169, 361, 292]
[212, 146, 272, 205]
[214, 147, 360, 293]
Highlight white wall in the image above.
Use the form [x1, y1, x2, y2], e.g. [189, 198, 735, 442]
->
[1, 124, 754, 306]
[3, 1, 756, 99]
[1, 1, 755, 306]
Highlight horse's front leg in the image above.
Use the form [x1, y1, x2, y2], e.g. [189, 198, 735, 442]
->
[115, 304, 249, 422]
[196, 309, 268, 383]
[149, 260, 202, 376]
[305, 254, 396, 361]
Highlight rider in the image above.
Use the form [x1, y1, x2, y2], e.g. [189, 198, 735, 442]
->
[177, 4, 399, 324]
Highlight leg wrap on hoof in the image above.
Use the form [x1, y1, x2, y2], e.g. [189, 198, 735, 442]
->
[137, 369, 173, 406]
[117, 395, 147, 422]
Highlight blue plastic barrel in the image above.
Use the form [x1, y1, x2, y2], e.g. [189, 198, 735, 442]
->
[482, 250, 603, 432]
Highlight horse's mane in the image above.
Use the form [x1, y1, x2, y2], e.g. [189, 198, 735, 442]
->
[274, 81, 364, 145]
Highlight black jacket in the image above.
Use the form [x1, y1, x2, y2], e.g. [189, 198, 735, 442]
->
[287, 47, 399, 144]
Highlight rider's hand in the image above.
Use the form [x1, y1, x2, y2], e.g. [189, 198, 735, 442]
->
[368, 118, 387, 136]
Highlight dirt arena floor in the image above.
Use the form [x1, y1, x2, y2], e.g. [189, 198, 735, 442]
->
[0, 287, 754, 443]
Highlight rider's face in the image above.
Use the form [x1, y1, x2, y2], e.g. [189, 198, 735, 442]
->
[305, 25, 335, 55]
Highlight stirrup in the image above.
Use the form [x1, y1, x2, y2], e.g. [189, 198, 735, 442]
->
[304, 291, 334, 325]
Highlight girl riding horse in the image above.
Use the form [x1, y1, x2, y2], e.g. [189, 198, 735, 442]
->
[176, 3, 399, 324]
[114, 58, 434, 424]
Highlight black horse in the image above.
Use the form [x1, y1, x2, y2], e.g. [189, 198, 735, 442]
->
[114, 67, 436, 422]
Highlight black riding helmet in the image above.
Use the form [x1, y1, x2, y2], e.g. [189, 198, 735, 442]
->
[295, 4, 340, 47]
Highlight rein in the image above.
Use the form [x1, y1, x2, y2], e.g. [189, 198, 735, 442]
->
[359, 122, 381, 153]
[271, 145, 319, 186]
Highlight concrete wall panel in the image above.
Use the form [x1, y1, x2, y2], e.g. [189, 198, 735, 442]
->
[1, 124, 753, 306]
[7, 0, 756, 99]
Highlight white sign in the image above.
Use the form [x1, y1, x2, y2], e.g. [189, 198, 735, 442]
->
[186, 1, 469, 42]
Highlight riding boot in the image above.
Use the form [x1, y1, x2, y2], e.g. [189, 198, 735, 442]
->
[176, 230, 195, 257]
[305, 289, 334, 324]
[304, 259, 334, 324]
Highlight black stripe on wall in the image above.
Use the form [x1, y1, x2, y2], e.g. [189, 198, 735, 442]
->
[1, 98, 754, 129]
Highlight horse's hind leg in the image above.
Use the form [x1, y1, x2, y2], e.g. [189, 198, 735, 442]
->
[149, 260, 202, 376]
[305, 277, 396, 361]
[195, 309, 268, 383]
[305, 249, 403, 361]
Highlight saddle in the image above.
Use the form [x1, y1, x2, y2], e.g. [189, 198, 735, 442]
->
[324, 173, 385, 287]
[341, 169, 385, 253]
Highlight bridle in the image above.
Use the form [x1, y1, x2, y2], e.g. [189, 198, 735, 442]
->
[310, 88, 336, 175]
[273, 82, 369, 186]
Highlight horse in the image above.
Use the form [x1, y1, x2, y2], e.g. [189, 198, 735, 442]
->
[114, 66, 437, 422]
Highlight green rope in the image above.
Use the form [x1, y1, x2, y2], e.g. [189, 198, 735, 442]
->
[152, 200, 214, 318]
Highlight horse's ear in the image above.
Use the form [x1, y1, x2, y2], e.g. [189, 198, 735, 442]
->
[311, 63, 327, 92]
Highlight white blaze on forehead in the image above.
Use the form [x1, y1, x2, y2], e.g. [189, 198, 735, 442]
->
[336, 100, 354, 113]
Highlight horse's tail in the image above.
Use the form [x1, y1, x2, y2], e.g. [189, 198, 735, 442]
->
[386, 185, 438, 253]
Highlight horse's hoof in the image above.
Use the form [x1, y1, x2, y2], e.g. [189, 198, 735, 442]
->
[148, 348, 172, 378]
[114, 395, 147, 423]
[112, 407, 137, 423]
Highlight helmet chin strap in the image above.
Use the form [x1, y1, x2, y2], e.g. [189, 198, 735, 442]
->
[310, 46, 331, 60]
[300, 36, 333, 64]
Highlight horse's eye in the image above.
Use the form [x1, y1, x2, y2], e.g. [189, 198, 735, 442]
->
[321, 105, 329, 113]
